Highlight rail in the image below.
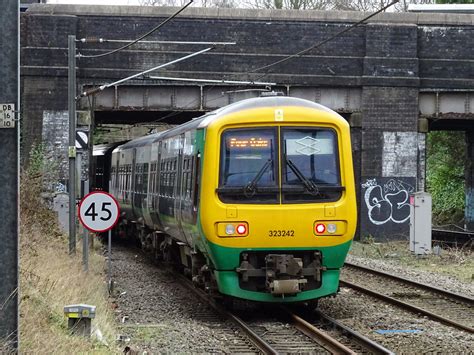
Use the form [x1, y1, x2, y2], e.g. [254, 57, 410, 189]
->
[341, 262, 474, 334]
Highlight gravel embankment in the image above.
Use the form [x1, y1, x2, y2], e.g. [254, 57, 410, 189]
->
[110, 245, 473, 353]
[346, 254, 474, 298]
[110, 246, 252, 354]
[319, 287, 474, 354]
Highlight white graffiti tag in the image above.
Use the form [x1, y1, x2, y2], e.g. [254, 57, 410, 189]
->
[362, 178, 414, 225]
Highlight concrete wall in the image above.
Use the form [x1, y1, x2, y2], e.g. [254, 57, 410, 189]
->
[20, 5, 474, 239]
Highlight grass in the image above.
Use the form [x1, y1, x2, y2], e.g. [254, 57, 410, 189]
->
[17, 168, 119, 353]
[349, 239, 474, 283]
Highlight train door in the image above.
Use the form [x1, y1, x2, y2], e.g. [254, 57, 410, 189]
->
[110, 149, 120, 196]
[141, 145, 153, 227]
[131, 148, 137, 220]
[148, 141, 161, 228]
[174, 133, 190, 243]
[179, 130, 196, 246]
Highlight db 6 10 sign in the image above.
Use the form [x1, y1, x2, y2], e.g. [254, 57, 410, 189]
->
[78, 191, 120, 232]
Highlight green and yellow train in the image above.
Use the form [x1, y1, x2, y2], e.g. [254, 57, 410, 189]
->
[106, 95, 357, 303]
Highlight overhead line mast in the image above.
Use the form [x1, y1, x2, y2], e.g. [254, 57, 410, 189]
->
[68, 0, 196, 255]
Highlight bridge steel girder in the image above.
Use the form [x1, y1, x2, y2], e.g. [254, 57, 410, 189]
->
[80, 84, 362, 115]
[420, 91, 474, 119]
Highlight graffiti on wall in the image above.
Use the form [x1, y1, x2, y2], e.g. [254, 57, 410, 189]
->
[361, 178, 415, 225]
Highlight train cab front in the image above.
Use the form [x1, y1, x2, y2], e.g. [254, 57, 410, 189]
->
[199, 103, 357, 303]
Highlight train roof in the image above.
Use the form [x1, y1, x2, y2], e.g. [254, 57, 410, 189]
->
[120, 133, 159, 148]
[93, 141, 128, 156]
[113, 96, 339, 152]
[198, 96, 334, 129]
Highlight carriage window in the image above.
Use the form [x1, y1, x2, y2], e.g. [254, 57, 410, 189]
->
[218, 128, 278, 203]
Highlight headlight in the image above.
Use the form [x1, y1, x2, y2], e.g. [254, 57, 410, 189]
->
[216, 222, 249, 237]
[327, 223, 337, 234]
[313, 221, 346, 236]
[225, 224, 235, 235]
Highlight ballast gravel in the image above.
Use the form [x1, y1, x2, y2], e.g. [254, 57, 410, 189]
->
[110, 246, 248, 354]
[318, 288, 474, 354]
[346, 254, 474, 298]
[110, 244, 473, 354]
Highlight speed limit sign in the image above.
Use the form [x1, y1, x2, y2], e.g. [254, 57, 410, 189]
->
[78, 191, 120, 232]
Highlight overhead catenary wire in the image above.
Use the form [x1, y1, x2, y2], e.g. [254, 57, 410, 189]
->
[77, 47, 214, 99]
[147, 75, 275, 86]
[99, 0, 399, 135]
[141, 0, 400, 124]
[79, 39, 236, 46]
[77, 0, 194, 59]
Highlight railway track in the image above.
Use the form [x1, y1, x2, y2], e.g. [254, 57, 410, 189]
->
[341, 262, 474, 334]
[432, 228, 473, 248]
[307, 310, 395, 355]
[175, 271, 393, 354]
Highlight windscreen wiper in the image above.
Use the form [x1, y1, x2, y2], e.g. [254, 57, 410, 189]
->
[244, 159, 272, 197]
[286, 158, 319, 195]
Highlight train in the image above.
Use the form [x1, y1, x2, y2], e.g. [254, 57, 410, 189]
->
[96, 95, 357, 304]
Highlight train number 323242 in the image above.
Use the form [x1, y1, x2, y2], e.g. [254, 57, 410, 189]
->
[268, 230, 295, 237]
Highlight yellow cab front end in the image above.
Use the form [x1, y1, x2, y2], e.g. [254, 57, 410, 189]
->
[199, 100, 357, 302]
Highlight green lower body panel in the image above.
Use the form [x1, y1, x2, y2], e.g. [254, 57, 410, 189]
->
[214, 269, 340, 302]
[207, 240, 353, 270]
[204, 240, 353, 302]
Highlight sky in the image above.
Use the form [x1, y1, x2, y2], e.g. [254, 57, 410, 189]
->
[46, 0, 142, 4]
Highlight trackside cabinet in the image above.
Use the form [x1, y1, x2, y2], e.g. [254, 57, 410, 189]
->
[409, 192, 432, 255]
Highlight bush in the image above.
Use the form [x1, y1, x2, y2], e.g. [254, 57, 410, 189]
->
[426, 131, 466, 226]
[19, 145, 117, 353]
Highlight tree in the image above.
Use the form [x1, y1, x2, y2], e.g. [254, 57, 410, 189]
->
[244, 0, 331, 10]
[436, 0, 474, 3]
[426, 131, 466, 225]
[138, 0, 238, 6]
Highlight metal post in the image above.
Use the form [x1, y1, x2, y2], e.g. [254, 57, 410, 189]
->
[68, 35, 77, 254]
[82, 227, 89, 272]
[108, 230, 113, 292]
[77, 150, 82, 197]
[82, 182, 89, 272]
[0, 0, 19, 350]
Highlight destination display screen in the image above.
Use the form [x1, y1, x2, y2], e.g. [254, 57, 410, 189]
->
[227, 137, 270, 149]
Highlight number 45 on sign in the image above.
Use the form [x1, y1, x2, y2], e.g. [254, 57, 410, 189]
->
[78, 191, 120, 232]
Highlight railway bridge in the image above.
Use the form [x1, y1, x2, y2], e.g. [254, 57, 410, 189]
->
[21, 4, 474, 239]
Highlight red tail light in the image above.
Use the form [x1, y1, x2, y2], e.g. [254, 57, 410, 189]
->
[236, 224, 247, 235]
[315, 223, 326, 234]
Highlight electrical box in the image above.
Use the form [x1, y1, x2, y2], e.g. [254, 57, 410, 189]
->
[409, 192, 432, 255]
[53, 192, 69, 234]
[64, 304, 96, 337]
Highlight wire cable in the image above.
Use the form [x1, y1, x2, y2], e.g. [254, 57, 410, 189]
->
[78, 0, 194, 59]
[96, 0, 399, 134]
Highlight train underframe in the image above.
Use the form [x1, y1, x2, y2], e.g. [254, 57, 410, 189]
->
[115, 218, 338, 306]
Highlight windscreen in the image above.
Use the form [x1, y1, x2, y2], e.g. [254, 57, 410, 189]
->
[219, 128, 278, 203]
[218, 126, 342, 204]
[282, 128, 341, 202]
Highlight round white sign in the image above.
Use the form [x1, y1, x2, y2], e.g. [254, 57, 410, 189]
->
[78, 191, 120, 232]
